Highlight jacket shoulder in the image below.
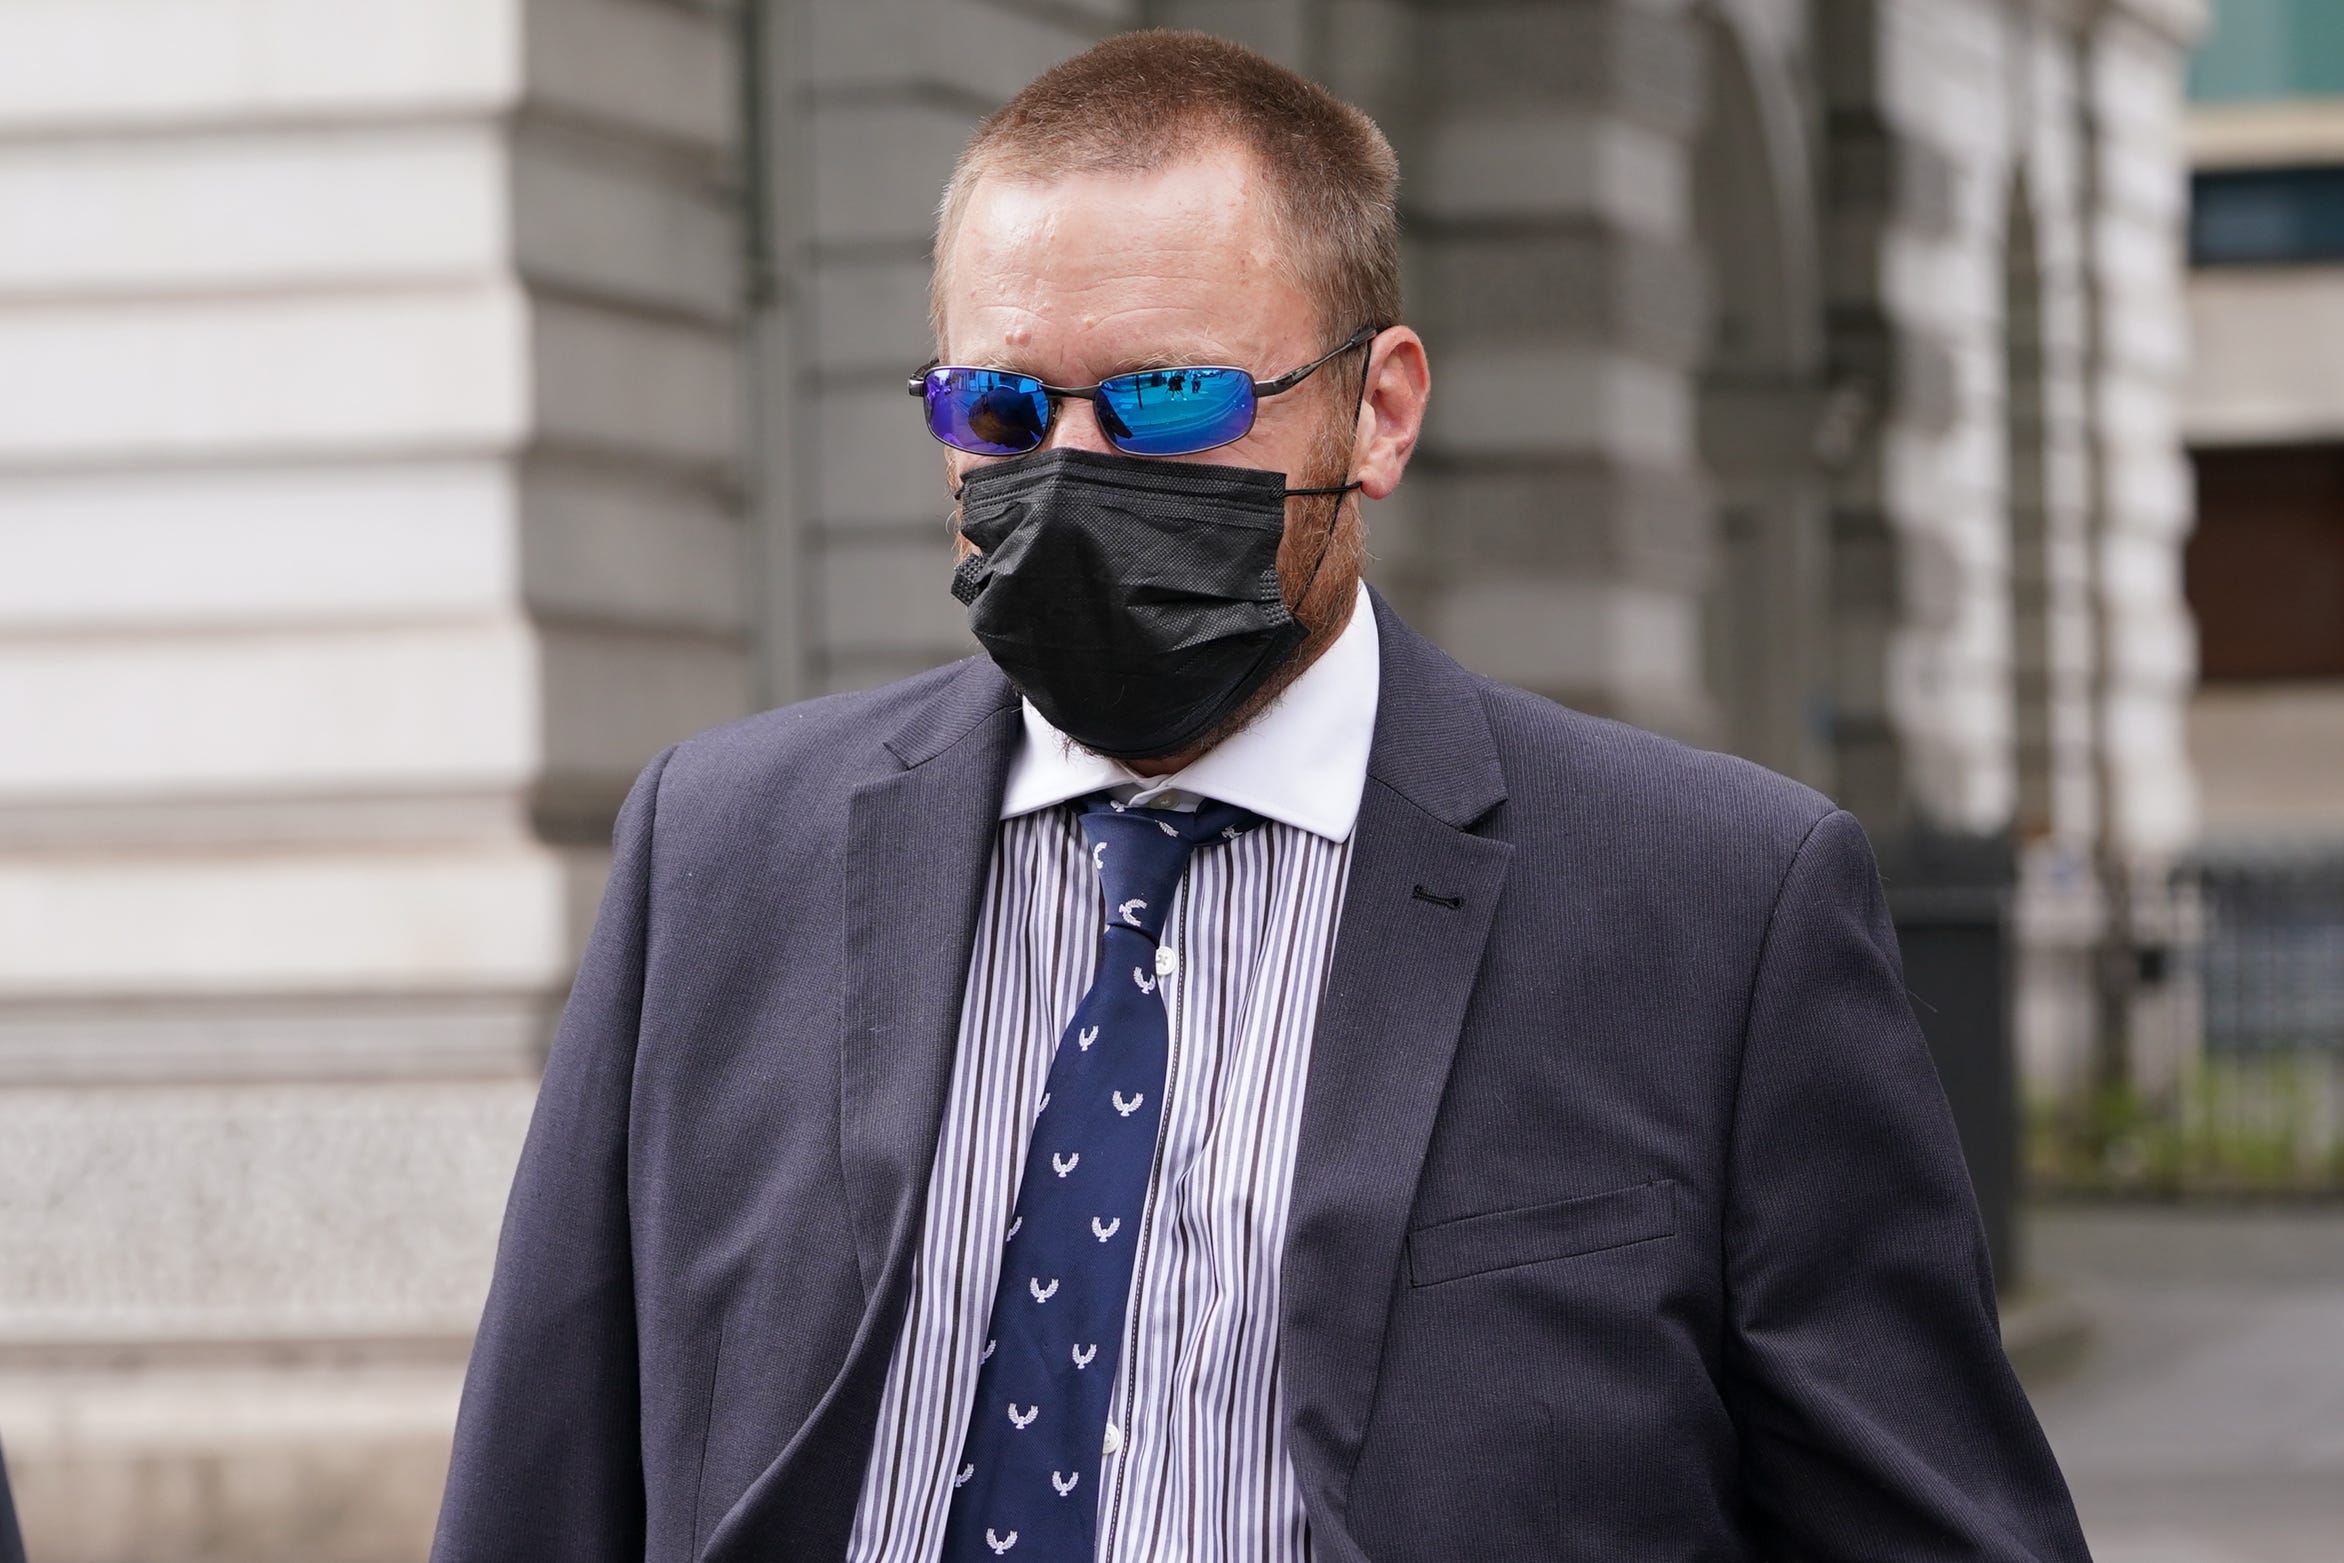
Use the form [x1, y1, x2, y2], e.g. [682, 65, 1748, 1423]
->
[636, 657, 999, 837]
[1473, 678, 1840, 861]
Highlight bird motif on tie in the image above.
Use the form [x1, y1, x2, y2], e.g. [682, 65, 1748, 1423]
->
[939, 793, 1259, 1563]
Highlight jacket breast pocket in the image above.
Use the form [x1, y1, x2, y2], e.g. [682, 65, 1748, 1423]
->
[1406, 1178, 1676, 1287]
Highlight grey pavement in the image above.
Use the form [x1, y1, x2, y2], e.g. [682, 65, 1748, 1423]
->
[2021, 1204, 2344, 1563]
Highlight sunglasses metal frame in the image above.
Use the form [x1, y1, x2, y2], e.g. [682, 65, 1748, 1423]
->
[908, 325, 1379, 457]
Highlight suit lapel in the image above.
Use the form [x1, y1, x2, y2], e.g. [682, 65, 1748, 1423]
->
[1280, 593, 1513, 1559]
[703, 658, 1019, 1563]
[837, 670, 1022, 1288]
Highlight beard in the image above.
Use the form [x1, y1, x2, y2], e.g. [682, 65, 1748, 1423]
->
[1134, 396, 1365, 768]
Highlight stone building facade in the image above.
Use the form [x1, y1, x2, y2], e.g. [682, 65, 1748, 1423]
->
[2182, 1, 2344, 834]
[0, 1, 2201, 1557]
[2162, 0, 2344, 1176]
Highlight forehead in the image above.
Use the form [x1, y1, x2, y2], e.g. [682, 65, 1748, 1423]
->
[937, 147, 1317, 377]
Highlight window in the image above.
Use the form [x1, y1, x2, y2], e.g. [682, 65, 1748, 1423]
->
[2188, 445, 2344, 680]
[2192, 166, 2344, 266]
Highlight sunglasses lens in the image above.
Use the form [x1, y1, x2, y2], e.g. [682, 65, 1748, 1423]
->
[925, 369, 1049, 455]
[1095, 367, 1255, 456]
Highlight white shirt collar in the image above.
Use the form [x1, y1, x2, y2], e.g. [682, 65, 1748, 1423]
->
[998, 582, 1379, 841]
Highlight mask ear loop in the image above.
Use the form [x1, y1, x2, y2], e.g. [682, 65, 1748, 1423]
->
[1277, 330, 1378, 613]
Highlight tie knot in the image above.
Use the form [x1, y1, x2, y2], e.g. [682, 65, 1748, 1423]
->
[1077, 795, 1257, 943]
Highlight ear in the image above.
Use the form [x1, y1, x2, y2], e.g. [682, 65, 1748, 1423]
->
[1350, 326, 1429, 501]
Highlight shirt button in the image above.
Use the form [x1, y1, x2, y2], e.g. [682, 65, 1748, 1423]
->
[1103, 1421, 1123, 1457]
[1155, 946, 1177, 977]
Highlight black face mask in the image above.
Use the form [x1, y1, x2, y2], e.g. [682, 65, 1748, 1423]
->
[950, 447, 1354, 762]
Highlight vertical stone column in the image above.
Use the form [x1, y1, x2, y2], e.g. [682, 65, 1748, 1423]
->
[1815, 0, 2200, 1270]
[1692, 1, 1832, 790]
[1388, 0, 1715, 741]
[2003, 13, 2124, 1116]
[2084, 0, 2202, 865]
[782, 0, 1135, 697]
[0, 1, 746, 1556]
[1818, 0, 2004, 832]
[1819, 0, 2195, 848]
[1819, 0, 2116, 1281]
[2080, 0, 2207, 1097]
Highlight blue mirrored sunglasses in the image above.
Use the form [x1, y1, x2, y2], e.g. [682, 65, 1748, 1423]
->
[909, 326, 1377, 458]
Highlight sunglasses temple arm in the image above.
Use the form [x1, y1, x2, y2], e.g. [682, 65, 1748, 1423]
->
[1252, 325, 1379, 398]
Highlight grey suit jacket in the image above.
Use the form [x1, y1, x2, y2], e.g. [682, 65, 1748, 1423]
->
[432, 592, 2087, 1562]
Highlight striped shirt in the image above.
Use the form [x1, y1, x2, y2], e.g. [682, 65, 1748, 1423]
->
[845, 808, 1350, 1561]
[846, 587, 1379, 1563]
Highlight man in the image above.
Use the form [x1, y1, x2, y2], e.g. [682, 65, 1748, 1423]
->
[433, 31, 2088, 1563]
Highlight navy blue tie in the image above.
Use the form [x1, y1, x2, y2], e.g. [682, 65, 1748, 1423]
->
[940, 793, 1259, 1562]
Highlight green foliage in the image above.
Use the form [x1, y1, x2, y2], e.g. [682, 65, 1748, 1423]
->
[2028, 1054, 2344, 1196]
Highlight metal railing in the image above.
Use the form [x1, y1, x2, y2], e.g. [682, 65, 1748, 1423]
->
[2027, 843, 2344, 1195]
[2196, 844, 2344, 1056]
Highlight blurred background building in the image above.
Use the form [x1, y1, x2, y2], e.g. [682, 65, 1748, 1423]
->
[9, 0, 2325, 1558]
[2171, 0, 2344, 1190]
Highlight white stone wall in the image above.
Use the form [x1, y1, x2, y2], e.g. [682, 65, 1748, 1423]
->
[1345, 0, 1718, 745]
[1803, 0, 2203, 1101]
[764, 0, 1138, 699]
[0, 2, 750, 1556]
[2185, 269, 2344, 444]
[2085, 1, 2203, 863]
[1792, 0, 2195, 859]
[2189, 686, 2344, 836]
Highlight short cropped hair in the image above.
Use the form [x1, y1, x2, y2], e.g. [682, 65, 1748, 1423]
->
[932, 30, 1402, 344]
